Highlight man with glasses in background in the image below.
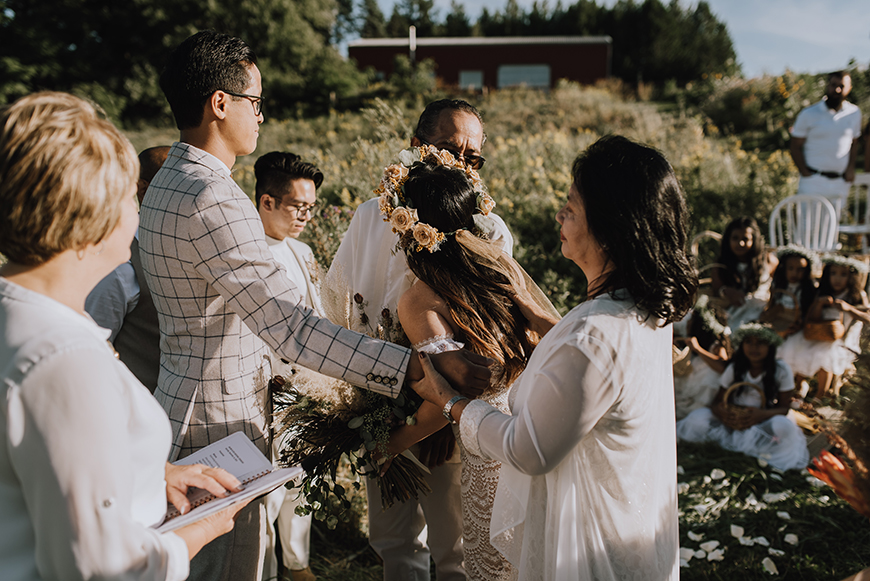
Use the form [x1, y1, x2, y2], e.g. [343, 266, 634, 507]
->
[140, 33, 491, 581]
[323, 99, 513, 581]
[254, 151, 323, 581]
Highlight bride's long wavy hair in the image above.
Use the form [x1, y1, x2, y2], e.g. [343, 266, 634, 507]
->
[402, 163, 535, 387]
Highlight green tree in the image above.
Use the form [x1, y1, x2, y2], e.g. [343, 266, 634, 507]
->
[442, 0, 472, 37]
[359, 0, 387, 38]
[0, 0, 367, 121]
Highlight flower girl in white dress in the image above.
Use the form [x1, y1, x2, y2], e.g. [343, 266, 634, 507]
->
[779, 255, 870, 399]
[677, 323, 809, 471]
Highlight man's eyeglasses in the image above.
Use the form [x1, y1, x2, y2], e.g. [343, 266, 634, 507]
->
[222, 90, 264, 116]
[419, 140, 486, 170]
[283, 201, 319, 217]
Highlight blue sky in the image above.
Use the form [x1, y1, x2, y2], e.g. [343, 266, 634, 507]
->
[376, 0, 869, 78]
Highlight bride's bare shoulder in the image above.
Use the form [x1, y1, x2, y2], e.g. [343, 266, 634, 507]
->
[398, 280, 445, 315]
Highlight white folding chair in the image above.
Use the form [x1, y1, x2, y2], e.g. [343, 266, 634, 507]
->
[769, 194, 839, 251]
[838, 174, 870, 253]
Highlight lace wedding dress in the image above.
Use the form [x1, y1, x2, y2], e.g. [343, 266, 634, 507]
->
[415, 335, 515, 581]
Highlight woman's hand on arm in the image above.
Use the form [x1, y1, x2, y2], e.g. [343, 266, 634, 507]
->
[511, 285, 558, 336]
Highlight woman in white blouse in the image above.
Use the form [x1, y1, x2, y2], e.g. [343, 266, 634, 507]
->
[0, 92, 248, 581]
[413, 135, 698, 580]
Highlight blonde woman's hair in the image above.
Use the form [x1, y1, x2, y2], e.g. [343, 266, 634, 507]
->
[0, 92, 138, 265]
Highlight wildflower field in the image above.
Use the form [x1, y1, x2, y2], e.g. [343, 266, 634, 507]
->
[127, 80, 870, 579]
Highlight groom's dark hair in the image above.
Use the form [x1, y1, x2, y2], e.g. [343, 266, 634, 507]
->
[160, 30, 258, 131]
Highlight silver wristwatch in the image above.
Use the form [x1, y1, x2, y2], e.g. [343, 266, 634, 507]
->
[442, 395, 469, 424]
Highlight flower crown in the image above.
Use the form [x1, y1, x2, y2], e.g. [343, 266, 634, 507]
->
[822, 254, 870, 274]
[694, 294, 729, 338]
[732, 322, 783, 348]
[776, 244, 819, 271]
[376, 145, 496, 253]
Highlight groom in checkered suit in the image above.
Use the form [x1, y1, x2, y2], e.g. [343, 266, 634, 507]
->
[139, 31, 490, 581]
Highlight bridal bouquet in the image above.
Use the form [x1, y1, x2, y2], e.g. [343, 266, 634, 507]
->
[272, 294, 431, 528]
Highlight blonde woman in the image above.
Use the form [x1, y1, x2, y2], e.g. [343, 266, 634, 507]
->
[0, 92, 247, 581]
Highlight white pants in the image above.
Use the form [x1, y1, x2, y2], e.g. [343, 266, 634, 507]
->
[263, 487, 313, 577]
[263, 436, 312, 579]
[797, 174, 851, 217]
[366, 453, 465, 581]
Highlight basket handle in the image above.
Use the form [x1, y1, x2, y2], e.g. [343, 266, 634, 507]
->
[723, 381, 766, 409]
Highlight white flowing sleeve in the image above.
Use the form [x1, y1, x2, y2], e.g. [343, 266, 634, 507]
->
[460, 337, 619, 476]
[6, 345, 189, 581]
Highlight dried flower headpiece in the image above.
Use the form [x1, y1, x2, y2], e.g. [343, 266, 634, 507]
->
[822, 254, 870, 274]
[776, 244, 819, 271]
[732, 322, 783, 348]
[376, 144, 495, 253]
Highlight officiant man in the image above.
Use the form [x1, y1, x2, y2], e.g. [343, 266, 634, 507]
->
[139, 32, 491, 581]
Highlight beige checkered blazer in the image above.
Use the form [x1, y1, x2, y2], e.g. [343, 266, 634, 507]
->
[139, 143, 409, 460]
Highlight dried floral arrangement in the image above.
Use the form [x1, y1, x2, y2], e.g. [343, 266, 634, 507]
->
[272, 294, 430, 528]
[808, 352, 870, 519]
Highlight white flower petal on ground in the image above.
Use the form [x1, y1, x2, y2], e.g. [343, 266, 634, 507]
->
[710, 468, 726, 480]
[819, 495, 830, 503]
[688, 531, 704, 542]
[707, 549, 725, 561]
[700, 540, 721, 552]
[680, 559, 690, 568]
[678, 482, 690, 495]
[758, 458, 769, 468]
[769, 548, 785, 557]
[730, 525, 745, 539]
[739, 536, 755, 546]
[762, 491, 792, 503]
[703, 475, 712, 484]
[770, 473, 783, 481]
[777, 511, 791, 520]
[677, 465, 685, 475]
[746, 493, 758, 504]
[694, 550, 707, 559]
[762, 557, 779, 575]
[753, 537, 770, 547]
[694, 504, 709, 515]
[784, 533, 799, 545]
[680, 547, 696, 562]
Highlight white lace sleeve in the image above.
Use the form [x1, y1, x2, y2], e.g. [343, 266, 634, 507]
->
[459, 399, 501, 458]
[413, 334, 464, 354]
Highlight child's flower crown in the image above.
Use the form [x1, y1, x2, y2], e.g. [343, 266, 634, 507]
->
[822, 254, 870, 274]
[775, 244, 819, 271]
[732, 322, 783, 348]
[693, 294, 729, 338]
[376, 145, 495, 253]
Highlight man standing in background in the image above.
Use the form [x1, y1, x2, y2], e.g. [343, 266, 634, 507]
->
[85, 145, 169, 392]
[790, 70, 862, 213]
[255, 151, 324, 581]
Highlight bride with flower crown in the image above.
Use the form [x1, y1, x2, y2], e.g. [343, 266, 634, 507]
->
[375, 146, 559, 580]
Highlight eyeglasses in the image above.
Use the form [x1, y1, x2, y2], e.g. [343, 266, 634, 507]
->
[222, 90, 264, 116]
[419, 140, 486, 170]
[283, 201, 319, 217]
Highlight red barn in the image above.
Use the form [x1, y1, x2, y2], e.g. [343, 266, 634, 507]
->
[348, 36, 612, 89]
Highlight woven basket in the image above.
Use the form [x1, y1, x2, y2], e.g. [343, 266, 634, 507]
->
[719, 381, 766, 431]
[803, 314, 845, 342]
[672, 345, 693, 377]
[758, 289, 800, 337]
